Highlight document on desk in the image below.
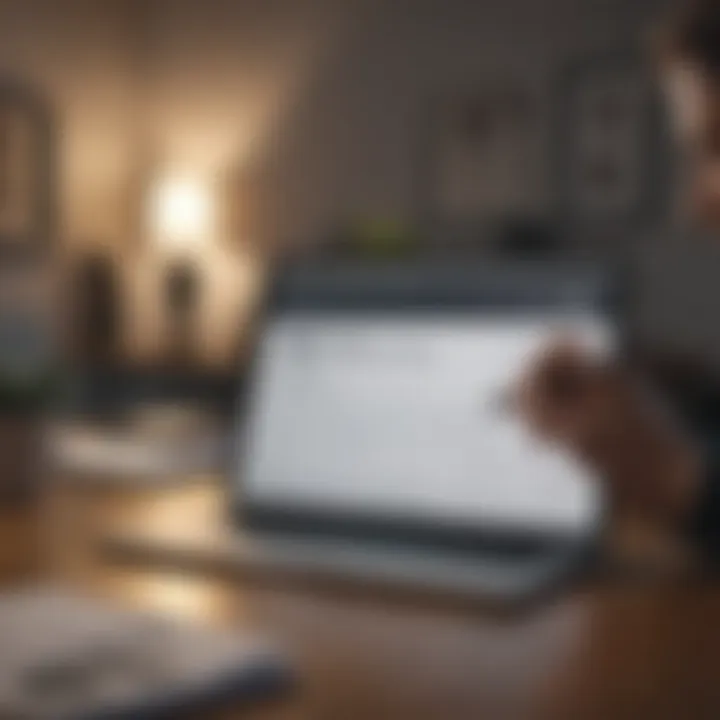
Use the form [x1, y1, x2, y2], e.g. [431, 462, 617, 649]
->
[0, 588, 290, 719]
[243, 314, 610, 534]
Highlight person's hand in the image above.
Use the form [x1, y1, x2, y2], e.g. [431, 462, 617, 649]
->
[515, 341, 703, 529]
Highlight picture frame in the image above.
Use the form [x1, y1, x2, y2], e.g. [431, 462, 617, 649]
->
[0, 80, 54, 256]
[421, 82, 541, 244]
[554, 53, 669, 232]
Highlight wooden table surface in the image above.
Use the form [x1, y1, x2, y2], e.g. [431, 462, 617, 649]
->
[4, 477, 720, 720]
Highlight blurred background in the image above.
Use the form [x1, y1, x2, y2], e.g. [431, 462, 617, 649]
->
[0, 0, 708, 389]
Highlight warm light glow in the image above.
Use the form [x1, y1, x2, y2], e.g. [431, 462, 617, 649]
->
[150, 177, 214, 252]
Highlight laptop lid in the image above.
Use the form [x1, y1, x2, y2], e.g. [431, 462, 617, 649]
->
[234, 260, 619, 556]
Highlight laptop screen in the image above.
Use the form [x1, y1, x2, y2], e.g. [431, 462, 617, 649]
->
[237, 263, 615, 541]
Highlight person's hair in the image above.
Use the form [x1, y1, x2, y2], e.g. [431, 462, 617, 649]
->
[655, 1, 720, 75]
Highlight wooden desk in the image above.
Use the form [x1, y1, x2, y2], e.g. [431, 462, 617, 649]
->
[5, 479, 720, 720]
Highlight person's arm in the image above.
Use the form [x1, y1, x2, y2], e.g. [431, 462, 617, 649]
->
[632, 347, 720, 560]
[625, 347, 720, 556]
[516, 341, 712, 549]
[687, 458, 720, 560]
[631, 345, 720, 424]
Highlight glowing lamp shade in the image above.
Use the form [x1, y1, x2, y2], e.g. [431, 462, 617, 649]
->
[150, 178, 213, 252]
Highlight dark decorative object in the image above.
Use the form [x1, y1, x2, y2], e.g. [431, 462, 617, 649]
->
[496, 220, 561, 258]
[0, 81, 56, 406]
[165, 261, 200, 365]
[0, 79, 55, 505]
[555, 53, 669, 232]
[74, 253, 121, 363]
[0, 257, 54, 505]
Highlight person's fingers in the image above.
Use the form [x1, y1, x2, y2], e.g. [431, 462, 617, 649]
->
[512, 341, 701, 527]
[514, 341, 603, 445]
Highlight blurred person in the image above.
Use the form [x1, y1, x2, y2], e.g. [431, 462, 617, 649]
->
[517, 0, 720, 558]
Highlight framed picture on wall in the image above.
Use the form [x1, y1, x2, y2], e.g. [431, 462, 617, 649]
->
[555, 54, 667, 230]
[0, 81, 53, 254]
[0, 107, 37, 239]
[425, 82, 541, 240]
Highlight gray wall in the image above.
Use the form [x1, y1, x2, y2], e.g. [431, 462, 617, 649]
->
[142, 0, 667, 248]
[147, 0, 720, 359]
[247, 0, 666, 248]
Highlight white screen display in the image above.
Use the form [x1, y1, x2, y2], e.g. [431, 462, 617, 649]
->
[240, 313, 608, 534]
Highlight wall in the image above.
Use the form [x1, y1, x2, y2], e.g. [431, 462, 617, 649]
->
[248, 0, 667, 248]
[0, 0, 352, 366]
[125, 0, 377, 364]
[7, 0, 698, 365]
[142, 0, 668, 244]
[0, 0, 137, 249]
[137, 0, 702, 364]
[124, 0, 668, 356]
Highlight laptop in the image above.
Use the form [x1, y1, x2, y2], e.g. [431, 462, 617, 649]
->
[232, 259, 621, 603]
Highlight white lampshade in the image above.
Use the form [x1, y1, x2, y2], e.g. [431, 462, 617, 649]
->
[149, 177, 214, 252]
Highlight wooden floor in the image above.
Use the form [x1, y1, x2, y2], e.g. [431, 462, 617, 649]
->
[4, 478, 720, 719]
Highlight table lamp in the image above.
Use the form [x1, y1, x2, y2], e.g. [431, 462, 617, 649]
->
[150, 177, 212, 366]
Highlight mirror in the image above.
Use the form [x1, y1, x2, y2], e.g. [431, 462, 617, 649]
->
[0, 79, 53, 255]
